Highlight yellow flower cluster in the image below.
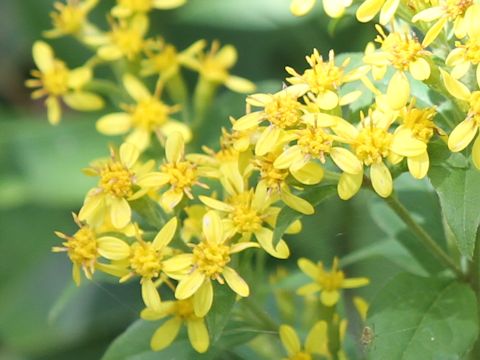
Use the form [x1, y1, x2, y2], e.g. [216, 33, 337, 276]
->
[30, 0, 480, 356]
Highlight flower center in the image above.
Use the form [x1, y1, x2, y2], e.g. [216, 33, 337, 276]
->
[227, 192, 263, 233]
[193, 241, 231, 278]
[254, 154, 289, 191]
[264, 95, 302, 128]
[129, 242, 162, 279]
[445, 0, 472, 19]
[130, 98, 169, 130]
[297, 127, 333, 159]
[150, 45, 178, 72]
[461, 39, 480, 64]
[100, 161, 134, 198]
[51, 2, 85, 34]
[303, 54, 344, 94]
[42, 61, 70, 95]
[354, 127, 392, 165]
[469, 91, 480, 124]
[111, 26, 144, 59]
[161, 161, 197, 190]
[380, 33, 424, 71]
[119, 0, 152, 12]
[317, 269, 345, 291]
[67, 226, 98, 265]
[175, 299, 197, 320]
[401, 107, 436, 142]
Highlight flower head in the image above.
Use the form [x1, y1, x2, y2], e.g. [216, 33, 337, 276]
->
[96, 74, 190, 151]
[44, 0, 99, 38]
[356, 0, 401, 25]
[112, 0, 186, 18]
[141, 297, 209, 353]
[279, 321, 329, 360]
[297, 257, 369, 306]
[25, 41, 104, 124]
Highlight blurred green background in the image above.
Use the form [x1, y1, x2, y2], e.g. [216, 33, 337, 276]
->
[0, 0, 443, 359]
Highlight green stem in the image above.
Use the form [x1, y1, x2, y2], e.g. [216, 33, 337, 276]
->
[165, 72, 190, 123]
[242, 298, 278, 332]
[384, 195, 464, 279]
[192, 76, 218, 132]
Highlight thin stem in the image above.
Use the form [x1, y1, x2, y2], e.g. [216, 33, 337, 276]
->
[384, 195, 464, 279]
[242, 298, 278, 333]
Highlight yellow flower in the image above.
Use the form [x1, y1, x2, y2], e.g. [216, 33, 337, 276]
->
[445, 5, 480, 79]
[200, 164, 297, 257]
[112, 0, 186, 18]
[52, 214, 130, 285]
[141, 298, 209, 353]
[141, 39, 206, 81]
[413, 0, 474, 46]
[290, 0, 352, 18]
[79, 142, 152, 229]
[96, 74, 190, 151]
[89, 15, 148, 61]
[279, 321, 329, 360]
[285, 49, 367, 110]
[332, 112, 426, 199]
[181, 204, 207, 242]
[363, 26, 431, 110]
[165, 211, 258, 316]
[137, 132, 210, 210]
[114, 218, 178, 311]
[181, 40, 255, 93]
[233, 85, 309, 155]
[43, 0, 99, 38]
[25, 41, 104, 125]
[297, 257, 369, 306]
[441, 69, 480, 169]
[356, 0, 401, 25]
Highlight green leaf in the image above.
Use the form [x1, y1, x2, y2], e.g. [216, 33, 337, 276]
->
[367, 273, 478, 359]
[272, 184, 337, 246]
[207, 283, 237, 344]
[429, 164, 480, 258]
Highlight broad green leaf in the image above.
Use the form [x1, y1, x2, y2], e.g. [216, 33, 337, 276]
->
[207, 283, 237, 344]
[367, 273, 478, 359]
[272, 184, 337, 246]
[429, 163, 480, 258]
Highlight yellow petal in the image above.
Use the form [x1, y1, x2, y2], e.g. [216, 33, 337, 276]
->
[391, 128, 427, 156]
[290, 0, 316, 16]
[412, 6, 443, 22]
[160, 188, 184, 210]
[233, 111, 264, 131]
[353, 296, 369, 321]
[193, 279, 213, 317]
[356, 0, 384, 23]
[110, 196, 131, 228]
[137, 172, 170, 187]
[379, 0, 400, 25]
[162, 253, 194, 273]
[96, 113, 132, 135]
[223, 266, 249, 297]
[97, 236, 130, 260]
[422, 17, 447, 47]
[187, 319, 210, 353]
[321, 290, 340, 306]
[120, 142, 140, 168]
[409, 58, 430, 81]
[407, 151, 429, 179]
[337, 171, 363, 200]
[141, 301, 175, 320]
[229, 242, 260, 253]
[153, 217, 178, 249]
[202, 210, 223, 244]
[279, 325, 301, 355]
[298, 258, 318, 278]
[97, 45, 123, 61]
[316, 90, 339, 110]
[441, 69, 471, 101]
[297, 282, 321, 296]
[150, 317, 182, 351]
[160, 120, 192, 143]
[339, 90, 362, 106]
[199, 195, 234, 212]
[123, 74, 151, 101]
[323, 0, 346, 18]
[78, 193, 103, 222]
[305, 321, 329, 355]
[342, 277, 370, 288]
[63, 91, 104, 111]
[387, 71, 409, 110]
[290, 162, 324, 185]
[466, 5, 480, 38]
[142, 279, 161, 311]
[166, 132, 184, 163]
[473, 135, 480, 170]
[280, 189, 314, 215]
[175, 270, 206, 299]
[152, 0, 186, 9]
[370, 162, 392, 198]
[330, 147, 363, 174]
[274, 145, 302, 169]
[33, 41, 54, 72]
[254, 227, 290, 259]
[68, 67, 92, 89]
[448, 119, 478, 152]
[46, 96, 61, 125]
[126, 128, 151, 151]
[216, 44, 237, 68]
[225, 75, 256, 94]
[255, 126, 281, 156]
